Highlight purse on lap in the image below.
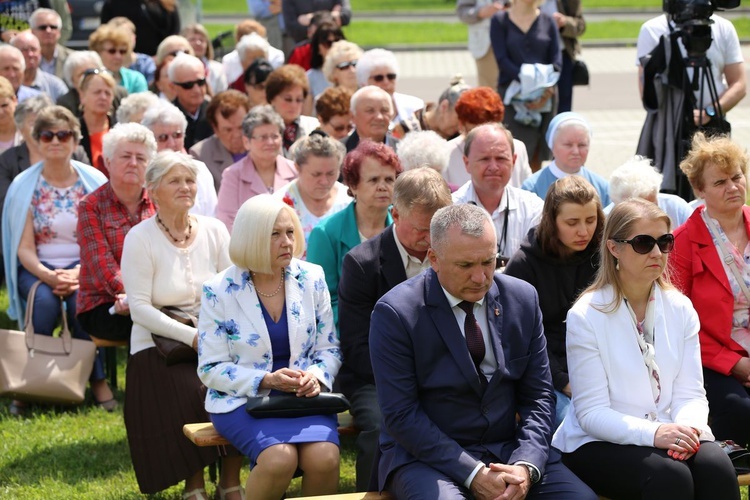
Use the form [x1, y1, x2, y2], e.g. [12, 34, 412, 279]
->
[246, 392, 351, 418]
[0, 281, 97, 404]
[152, 306, 198, 366]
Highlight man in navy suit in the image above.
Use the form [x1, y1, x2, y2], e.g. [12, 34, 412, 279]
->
[370, 203, 596, 499]
[338, 167, 453, 491]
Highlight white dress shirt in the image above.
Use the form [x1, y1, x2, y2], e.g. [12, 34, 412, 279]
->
[393, 226, 431, 279]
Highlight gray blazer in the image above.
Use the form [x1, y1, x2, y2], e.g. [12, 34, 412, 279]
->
[189, 134, 234, 191]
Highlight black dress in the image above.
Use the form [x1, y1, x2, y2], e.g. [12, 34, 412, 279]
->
[100, 0, 180, 56]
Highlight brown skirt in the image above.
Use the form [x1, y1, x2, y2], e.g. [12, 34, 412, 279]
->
[124, 346, 220, 494]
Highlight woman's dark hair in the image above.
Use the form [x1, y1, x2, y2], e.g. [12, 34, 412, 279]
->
[243, 58, 274, 86]
[310, 22, 344, 70]
[537, 176, 604, 259]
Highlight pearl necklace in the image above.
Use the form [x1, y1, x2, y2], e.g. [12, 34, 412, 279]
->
[156, 214, 192, 243]
[253, 271, 285, 297]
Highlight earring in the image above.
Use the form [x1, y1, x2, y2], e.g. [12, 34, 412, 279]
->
[615, 258, 620, 271]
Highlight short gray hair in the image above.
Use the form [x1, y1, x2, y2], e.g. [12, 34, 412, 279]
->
[102, 122, 158, 162]
[62, 51, 103, 88]
[116, 92, 160, 124]
[350, 85, 391, 117]
[430, 203, 495, 255]
[292, 133, 345, 168]
[0, 45, 25, 73]
[609, 156, 663, 205]
[29, 8, 62, 29]
[141, 101, 188, 132]
[145, 150, 200, 192]
[237, 33, 269, 62]
[167, 52, 204, 82]
[14, 94, 54, 129]
[397, 131, 449, 172]
[356, 48, 398, 87]
[241, 104, 284, 139]
[437, 75, 469, 108]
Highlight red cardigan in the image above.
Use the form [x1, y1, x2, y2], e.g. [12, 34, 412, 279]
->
[670, 205, 750, 375]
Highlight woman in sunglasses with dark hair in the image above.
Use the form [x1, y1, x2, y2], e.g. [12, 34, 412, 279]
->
[552, 197, 739, 499]
[2, 105, 111, 416]
[305, 22, 344, 101]
[671, 132, 750, 451]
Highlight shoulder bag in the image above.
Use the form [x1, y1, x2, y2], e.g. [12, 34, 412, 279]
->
[246, 392, 351, 418]
[152, 306, 198, 366]
[0, 281, 97, 404]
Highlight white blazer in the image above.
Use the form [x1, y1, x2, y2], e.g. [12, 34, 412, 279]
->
[552, 285, 713, 453]
[197, 259, 342, 414]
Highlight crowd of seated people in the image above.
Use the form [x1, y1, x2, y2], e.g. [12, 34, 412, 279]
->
[1, 5, 749, 500]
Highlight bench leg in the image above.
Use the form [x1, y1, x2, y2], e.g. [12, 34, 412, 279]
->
[99, 347, 118, 391]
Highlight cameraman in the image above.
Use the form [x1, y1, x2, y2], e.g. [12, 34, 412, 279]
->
[636, 12, 745, 128]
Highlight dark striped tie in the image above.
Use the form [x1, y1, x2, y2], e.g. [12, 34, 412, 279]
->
[458, 301, 486, 377]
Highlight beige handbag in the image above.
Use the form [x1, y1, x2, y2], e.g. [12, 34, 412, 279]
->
[0, 281, 97, 404]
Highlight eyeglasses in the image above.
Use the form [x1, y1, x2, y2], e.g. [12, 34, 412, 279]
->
[371, 73, 397, 83]
[331, 123, 353, 133]
[79, 67, 110, 86]
[104, 47, 128, 55]
[34, 24, 59, 31]
[320, 38, 342, 49]
[155, 131, 184, 143]
[38, 130, 75, 143]
[250, 134, 281, 142]
[173, 78, 206, 90]
[612, 234, 675, 254]
[336, 60, 357, 70]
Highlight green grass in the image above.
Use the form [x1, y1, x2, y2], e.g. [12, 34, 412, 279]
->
[206, 17, 750, 47]
[200, 0, 665, 14]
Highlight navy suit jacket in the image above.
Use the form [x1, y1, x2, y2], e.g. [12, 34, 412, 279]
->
[370, 269, 555, 489]
[338, 225, 408, 397]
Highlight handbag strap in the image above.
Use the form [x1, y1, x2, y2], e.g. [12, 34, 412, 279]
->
[24, 280, 73, 354]
[703, 213, 750, 302]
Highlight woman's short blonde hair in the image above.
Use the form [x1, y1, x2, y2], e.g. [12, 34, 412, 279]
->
[145, 150, 199, 192]
[229, 194, 305, 273]
[679, 132, 748, 193]
[0, 75, 15, 100]
[88, 24, 131, 53]
[80, 68, 117, 92]
[322, 40, 363, 83]
[181, 23, 214, 60]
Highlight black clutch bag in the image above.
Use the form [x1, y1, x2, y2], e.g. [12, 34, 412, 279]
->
[152, 306, 198, 366]
[718, 440, 750, 475]
[245, 392, 350, 418]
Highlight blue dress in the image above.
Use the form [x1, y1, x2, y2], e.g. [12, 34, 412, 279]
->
[211, 301, 339, 465]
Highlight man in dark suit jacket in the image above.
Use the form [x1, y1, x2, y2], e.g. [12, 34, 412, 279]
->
[345, 85, 399, 153]
[370, 203, 596, 499]
[338, 167, 452, 491]
[170, 53, 213, 150]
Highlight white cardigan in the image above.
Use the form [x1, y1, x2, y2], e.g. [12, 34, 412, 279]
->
[552, 285, 713, 453]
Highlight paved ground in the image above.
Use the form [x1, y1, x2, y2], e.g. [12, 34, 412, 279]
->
[393, 45, 750, 181]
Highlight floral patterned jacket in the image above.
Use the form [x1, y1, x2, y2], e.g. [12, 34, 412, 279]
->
[197, 259, 342, 414]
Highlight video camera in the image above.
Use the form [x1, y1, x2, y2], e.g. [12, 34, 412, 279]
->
[663, 0, 740, 57]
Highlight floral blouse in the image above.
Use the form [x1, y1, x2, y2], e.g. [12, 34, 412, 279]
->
[32, 176, 86, 268]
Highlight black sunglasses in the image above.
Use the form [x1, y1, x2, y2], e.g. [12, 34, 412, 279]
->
[336, 60, 357, 70]
[34, 24, 59, 31]
[155, 131, 184, 143]
[612, 234, 675, 254]
[372, 73, 397, 83]
[38, 130, 75, 143]
[320, 37, 342, 48]
[80, 67, 111, 85]
[105, 47, 128, 55]
[173, 78, 206, 90]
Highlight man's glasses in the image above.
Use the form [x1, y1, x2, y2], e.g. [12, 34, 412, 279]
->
[155, 131, 184, 143]
[611, 234, 675, 254]
[34, 24, 59, 31]
[38, 130, 75, 143]
[371, 73, 397, 83]
[104, 47, 128, 55]
[336, 60, 357, 70]
[173, 78, 206, 90]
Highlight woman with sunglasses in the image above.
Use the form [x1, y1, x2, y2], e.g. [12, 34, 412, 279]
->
[265, 65, 320, 157]
[77, 68, 116, 176]
[504, 176, 603, 428]
[315, 86, 353, 140]
[305, 23, 344, 101]
[322, 40, 362, 94]
[88, 24, 148, 95]
[551, 198, 738, 499]
[2, 105, 112, 416]
[671, 132, 750, 450]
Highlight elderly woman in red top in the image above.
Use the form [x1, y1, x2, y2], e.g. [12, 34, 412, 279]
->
[76, 123, 157, 343]
[671, 132, 750, 447]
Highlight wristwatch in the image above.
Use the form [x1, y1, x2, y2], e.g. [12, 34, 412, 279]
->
[521, 463, 540, 484]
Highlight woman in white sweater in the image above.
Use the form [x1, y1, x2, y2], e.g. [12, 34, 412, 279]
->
[552, 198, 738, 499]
[121, 151, 242, 500]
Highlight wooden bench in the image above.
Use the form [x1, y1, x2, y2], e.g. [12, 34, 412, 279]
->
[183, 412, 359, 448]
[297, 493, 392, 499]
[89, 336, 127, 390]
[738, 472, 750, 488]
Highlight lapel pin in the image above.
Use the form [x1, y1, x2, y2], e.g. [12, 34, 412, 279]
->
[494, 308, 500, 316]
